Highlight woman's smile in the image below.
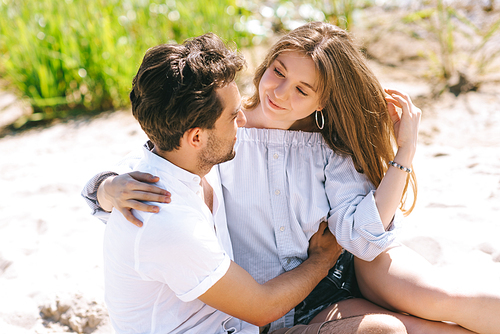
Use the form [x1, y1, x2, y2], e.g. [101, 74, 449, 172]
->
[257, 51, 323, 129]
[267, 95, 286, 111]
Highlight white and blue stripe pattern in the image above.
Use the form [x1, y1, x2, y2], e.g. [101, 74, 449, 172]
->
[219, 127, 400, 330]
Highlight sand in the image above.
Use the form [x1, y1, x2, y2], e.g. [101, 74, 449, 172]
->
[0, 61, 499, 333]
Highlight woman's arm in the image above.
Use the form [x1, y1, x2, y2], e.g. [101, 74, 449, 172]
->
[81, 146, 170, 226]
[375, 89, 421, 226]
[325, 154, 397, 261]
[81, 171, 120, 223]
[97, 172, 170, 227]
[325, 89, 420, 261]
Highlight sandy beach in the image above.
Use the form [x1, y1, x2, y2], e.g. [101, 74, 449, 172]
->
[0, 53, 499, 333]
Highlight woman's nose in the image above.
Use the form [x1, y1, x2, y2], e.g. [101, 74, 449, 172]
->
[274, 82, 289, 101]
[236, 109, 247, 127]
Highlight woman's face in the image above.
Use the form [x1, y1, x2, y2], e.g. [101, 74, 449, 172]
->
[258, 51, 323, 128]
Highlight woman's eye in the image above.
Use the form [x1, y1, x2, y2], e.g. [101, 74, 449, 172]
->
[297, 87, 307, 96]
[274, 68, 284, 77]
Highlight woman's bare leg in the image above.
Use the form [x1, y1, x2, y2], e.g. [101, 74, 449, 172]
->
[354, 243, 500, 334]
[271, 314, 407, 334]
[310, 298, 474, 334]
[319, 314, 407, 334]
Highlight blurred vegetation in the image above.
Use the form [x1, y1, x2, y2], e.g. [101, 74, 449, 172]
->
[0, 0, 499, 128]
[0, 0, 254, 127]
[402, 0, 500, 95]
[0, 0, 368, 127]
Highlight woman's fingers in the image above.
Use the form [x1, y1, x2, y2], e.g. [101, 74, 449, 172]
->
[126, 198, 160, 213]
[119, 199, 162, 228]
[119, 187, 170, 204]
[385, 89, 412, 112]
[386, 102, 400, 124]
[385, 88, 421, 119]
[120, 208, 144, 228]
[384, 95, 401, 108]
[127, 172, 170, 196]
[129, 171, 159, 183]
[125, 183, 171, 201]
[384, 88, 412, 104]
[383, 89, 421, 160]
[133, 190, 171, 204]
[390, 94, 410, 117]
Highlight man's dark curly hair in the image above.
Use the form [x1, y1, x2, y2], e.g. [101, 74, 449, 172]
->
[130, 33, 245, 151]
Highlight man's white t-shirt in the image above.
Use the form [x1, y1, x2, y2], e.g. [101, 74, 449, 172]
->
[103, 146, 257, 334]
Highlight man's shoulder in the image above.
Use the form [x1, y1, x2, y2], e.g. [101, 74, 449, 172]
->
[134, 158, 158, 175]
[139, 185, 209, 237]
[130, 156, 214, 238]
[139, 200, 205, 226]
[133, 197, 222, 267]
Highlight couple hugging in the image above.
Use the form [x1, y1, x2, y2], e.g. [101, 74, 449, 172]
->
[82, 22, 500, 334]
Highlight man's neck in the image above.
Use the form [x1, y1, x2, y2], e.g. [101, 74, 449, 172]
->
[200, 177, 214, 214]
[151, 144, 214, 213]
[152, 146, 214, 212]
[152, 145, 208, 179]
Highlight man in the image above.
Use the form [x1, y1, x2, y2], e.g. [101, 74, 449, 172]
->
[87, 34, 406, 334]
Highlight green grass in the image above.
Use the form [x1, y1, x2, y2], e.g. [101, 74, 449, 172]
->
[0, 0, 252, 126]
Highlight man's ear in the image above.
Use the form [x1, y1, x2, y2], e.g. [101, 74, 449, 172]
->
[183, 127, 205, 149]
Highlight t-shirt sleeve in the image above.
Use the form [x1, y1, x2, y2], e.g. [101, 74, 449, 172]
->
[325, 152, 399, 261]
[134, 206, 231, 302]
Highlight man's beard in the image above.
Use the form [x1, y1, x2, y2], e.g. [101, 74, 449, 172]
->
[197, 131, 235, 173]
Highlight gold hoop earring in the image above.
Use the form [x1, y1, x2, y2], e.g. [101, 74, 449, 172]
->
[315, 110, 324, 130]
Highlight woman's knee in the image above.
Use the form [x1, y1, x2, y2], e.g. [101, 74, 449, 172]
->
[318, 314, 407, 334]
[359, 314, 407, 334]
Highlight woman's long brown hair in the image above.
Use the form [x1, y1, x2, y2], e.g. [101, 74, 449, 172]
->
[244, 22, 417, 214]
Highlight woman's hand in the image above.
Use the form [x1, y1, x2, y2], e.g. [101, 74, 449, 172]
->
[99, 171, 171, 227]
[384, 88, 421, 166]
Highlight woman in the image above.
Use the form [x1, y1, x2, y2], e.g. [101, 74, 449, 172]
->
[83, 22, 500, 333]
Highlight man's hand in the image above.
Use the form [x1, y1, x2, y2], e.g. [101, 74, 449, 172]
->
[98, 171, 171, 227]
[307, 221, 342, 275]
[199, 222, 343, 327]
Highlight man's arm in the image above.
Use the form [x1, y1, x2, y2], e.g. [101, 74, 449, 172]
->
[199, 221, 342, 327]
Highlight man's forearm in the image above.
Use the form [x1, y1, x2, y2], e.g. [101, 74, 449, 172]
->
[258, 255, 330, 323]
[199, 255, 335, 327]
